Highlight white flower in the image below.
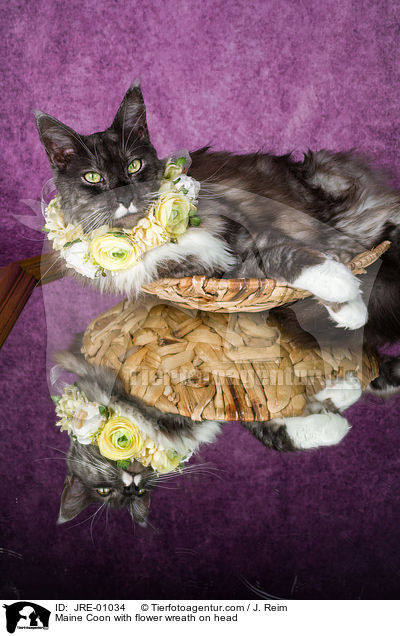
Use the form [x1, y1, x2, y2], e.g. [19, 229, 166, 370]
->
[63, 241, 99, 279]
[134, 216, 169, 249]
[70, 403, 104, 445]
[173, 175, 200, 201]
[44, 197, 82, 251]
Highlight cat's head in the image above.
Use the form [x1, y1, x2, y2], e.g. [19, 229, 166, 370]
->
[53, 349, 221, 527]
[59, 442, 155, 526]
[35, 82, 164, 230]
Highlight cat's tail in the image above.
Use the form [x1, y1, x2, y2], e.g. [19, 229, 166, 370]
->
[242, 413, 350, 451]
[368, 355, 400, 397]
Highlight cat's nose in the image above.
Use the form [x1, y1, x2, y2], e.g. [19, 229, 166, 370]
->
[123, 483, 143, 496]
[115, 189, 133, 208]
[123, 484, 136, 496]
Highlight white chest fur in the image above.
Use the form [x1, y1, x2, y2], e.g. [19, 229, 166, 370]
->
[97, 228, 236, 296]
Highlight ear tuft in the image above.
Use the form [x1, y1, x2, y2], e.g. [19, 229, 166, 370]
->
[128, 78, 141, 91]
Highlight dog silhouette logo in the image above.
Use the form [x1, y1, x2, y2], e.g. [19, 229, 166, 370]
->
[3, 602, 50, 633]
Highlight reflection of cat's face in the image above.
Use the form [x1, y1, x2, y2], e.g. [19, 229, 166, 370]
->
[36, 83, 165, 230]
[59, 442, 156, 526]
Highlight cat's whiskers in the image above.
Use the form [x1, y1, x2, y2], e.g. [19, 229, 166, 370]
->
[35, 456, 116, 479]
[146, 481, 178, 491]
[105, 504, 110, 532]
[197, 157, 232, 185]
[240, 576, 284, 601]
[70, 455, 117, 478]
[198, 194, 230, 201]
[80, 207, 110, 233]
[150, 463, 222, 483]
[18, 233, 46, 243]
[90, 502, 107, 545]
[80, 207, 105, 228]
[44, 445, 68, 456]
[64, 503, 107, 531]
[32, 252, 65, 290]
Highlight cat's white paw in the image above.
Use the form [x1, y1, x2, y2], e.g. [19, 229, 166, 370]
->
[280, 413, 351, 449]
[292, 259, 360, 303]
[314, 374, 362, 411]
[325, 294, 368, 330]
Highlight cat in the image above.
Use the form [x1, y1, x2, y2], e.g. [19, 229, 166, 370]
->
[35, 81, 400, 343]
[55, 349, 361, 525]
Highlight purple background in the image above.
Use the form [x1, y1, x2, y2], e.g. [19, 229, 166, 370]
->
[1, 0, 400, 600]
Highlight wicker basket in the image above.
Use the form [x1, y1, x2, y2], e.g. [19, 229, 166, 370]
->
[142, 242, 390, 313]
[81, 302, 379, 422]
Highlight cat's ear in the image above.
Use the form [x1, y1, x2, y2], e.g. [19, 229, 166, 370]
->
[57, 474, 91, 524]
[111, 81, 149, 142]
[129, 491, 151, 527]
[34, 111, 81, 169]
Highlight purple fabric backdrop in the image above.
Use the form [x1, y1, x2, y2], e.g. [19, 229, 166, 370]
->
[1, 0, 400, 600]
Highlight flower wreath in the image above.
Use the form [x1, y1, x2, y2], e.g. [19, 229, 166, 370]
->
[43, 155, 201, 279]
[53, 384, 191, 474]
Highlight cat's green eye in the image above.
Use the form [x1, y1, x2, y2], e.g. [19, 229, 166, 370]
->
[96, 487, 111, 497]
[137, 488, 146, 496]
[83, 171, 103, 184]
[127, 159, 142, 174]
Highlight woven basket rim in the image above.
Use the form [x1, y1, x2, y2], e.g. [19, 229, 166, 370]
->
[142, 241, 391, 312]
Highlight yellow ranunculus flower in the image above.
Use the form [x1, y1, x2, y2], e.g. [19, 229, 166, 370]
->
[150, 449, 183, 474]
[98, 416, 144, 461]
[163, 161, 184, 180]
[89, 233, 143, 271]
[154, 192, 191, 239]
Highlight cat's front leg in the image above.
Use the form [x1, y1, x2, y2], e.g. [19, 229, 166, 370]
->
[240, 239, 368, 330]
[242, 413, 350, 451]
[291, 258, 367, 330]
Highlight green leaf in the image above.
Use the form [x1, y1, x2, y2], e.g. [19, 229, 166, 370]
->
[64, 238, 82, 249]
[176, 157, 186, 166]
[181, 188, 188, 195]
[189, 207, 197, 217]
[51, 395, 61, 405]
[116, 459, 131, 469]
[189, 216, 201, 226]
[99, 405, 111, 419]
[173, 178, 180, 184]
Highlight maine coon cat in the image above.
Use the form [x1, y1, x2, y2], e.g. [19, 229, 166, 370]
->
[36, 82, 400, 346]
[55, 349, 362, 525]
[36, 83, 400, 390]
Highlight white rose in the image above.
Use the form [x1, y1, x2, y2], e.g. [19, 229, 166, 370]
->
[174, 175, 200, 201]
[70, 403, 104, 444]
[63, 241, 99, 279]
